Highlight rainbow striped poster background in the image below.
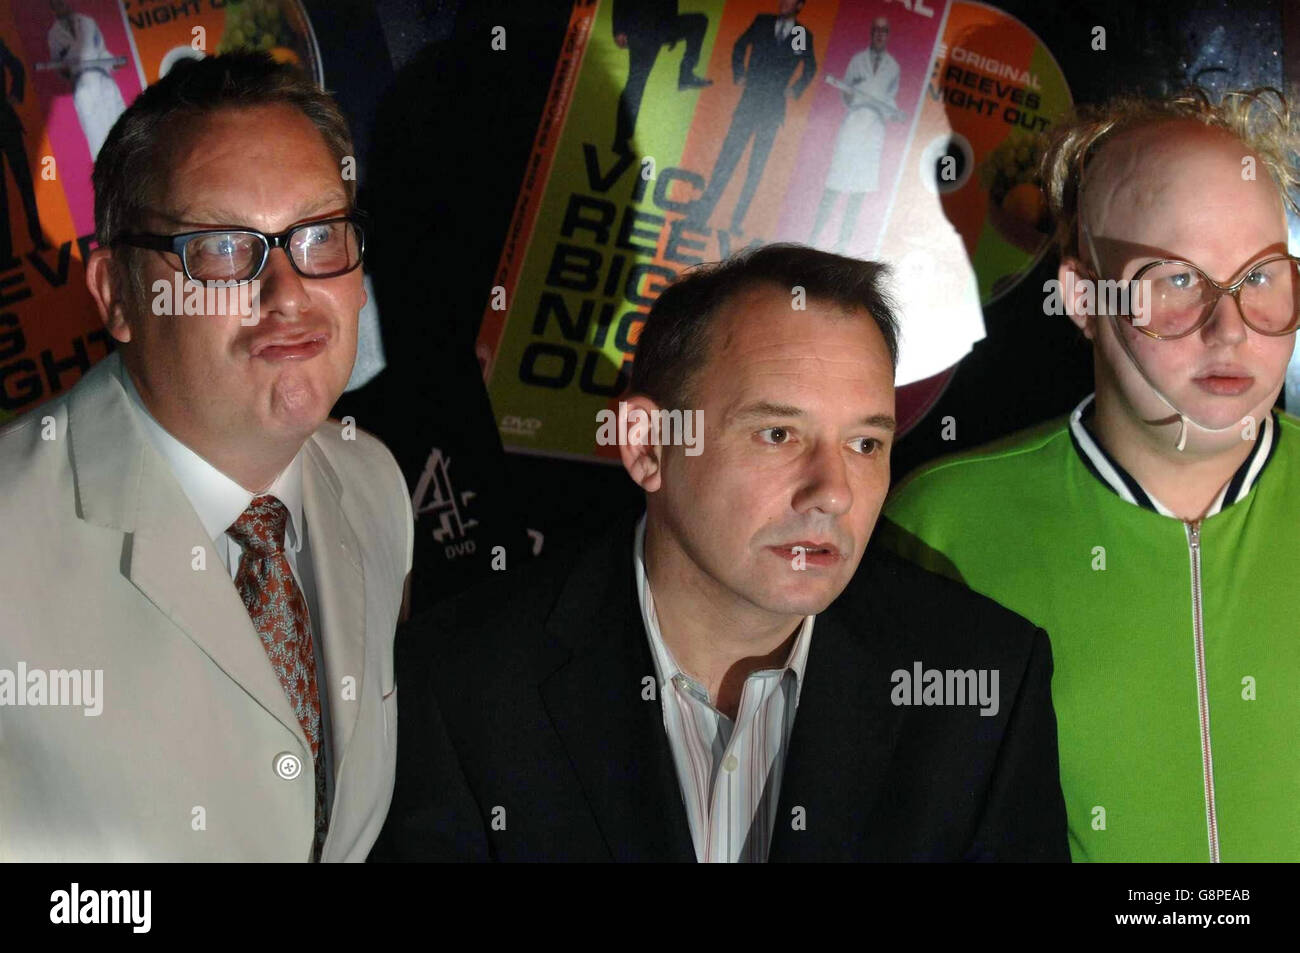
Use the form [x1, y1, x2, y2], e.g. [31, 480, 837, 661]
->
[0, 0, 321, 424]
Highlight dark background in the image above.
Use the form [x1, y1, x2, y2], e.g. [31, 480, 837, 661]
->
[318, 0, 1296, 613]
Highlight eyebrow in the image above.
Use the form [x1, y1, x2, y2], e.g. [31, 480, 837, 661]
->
[159, 192, 349, 230]
[730, 401, 896, 431]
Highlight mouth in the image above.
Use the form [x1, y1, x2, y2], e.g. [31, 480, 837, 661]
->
[768, 541, 844, 568]
[1192, 367, 1254, 397]
[250, 332, 329, 362]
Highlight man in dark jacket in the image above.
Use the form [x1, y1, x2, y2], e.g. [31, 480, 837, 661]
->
[690, 0, 817, 232]
[375, 245, 1069, 862]
[612, 0, 712, 153]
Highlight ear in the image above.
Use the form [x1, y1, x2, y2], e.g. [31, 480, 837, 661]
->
[617, 394, 665, 493]
[1059, 256, 1095, 340]
[85, 246, 134, 345]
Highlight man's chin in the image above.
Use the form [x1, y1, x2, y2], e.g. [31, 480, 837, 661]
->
[263, 371, 344, 429]
[750, 574, 847, 618]
[258, 394, 333, 441]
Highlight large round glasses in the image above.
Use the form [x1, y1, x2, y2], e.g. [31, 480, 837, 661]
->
[1108, 255, 1300, 340]
[114, 211, 366, 284]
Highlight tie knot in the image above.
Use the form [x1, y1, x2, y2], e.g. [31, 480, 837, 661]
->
[228, 495, 289, 557]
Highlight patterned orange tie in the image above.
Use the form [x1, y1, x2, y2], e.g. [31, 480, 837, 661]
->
[228, 495, 328, 861]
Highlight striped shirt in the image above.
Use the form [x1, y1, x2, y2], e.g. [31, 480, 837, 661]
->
[634, 514, 814, 863]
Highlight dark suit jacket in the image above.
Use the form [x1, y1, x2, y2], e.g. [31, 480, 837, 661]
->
[733, 14, 816, 104]
[373, 513, 1069, 862]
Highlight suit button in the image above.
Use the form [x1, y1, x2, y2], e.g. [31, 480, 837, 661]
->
[274, 752, 303, 780]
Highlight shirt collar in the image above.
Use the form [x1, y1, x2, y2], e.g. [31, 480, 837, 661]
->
[633, 513, 814, 699]
[118, 359, 305, 550]
[1068, 392, 1279, 519]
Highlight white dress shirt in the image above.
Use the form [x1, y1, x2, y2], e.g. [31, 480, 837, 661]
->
[634, 514, 814, 862]
[116, 360, 334, 812]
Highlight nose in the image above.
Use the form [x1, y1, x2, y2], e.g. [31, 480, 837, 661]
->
[791, 438, 853, 518]
[1202, 290, 1248, 346]
[254, 246, 308, 321]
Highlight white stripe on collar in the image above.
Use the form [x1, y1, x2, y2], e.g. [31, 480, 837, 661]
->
[1068, 393, 1275, 518]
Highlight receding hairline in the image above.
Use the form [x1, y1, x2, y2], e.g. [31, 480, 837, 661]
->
[682, 279, 894, 400]
[1080, 118, 1281, 235]
[707, 277, 893, 334]
[1041, 87, 1300, 264]
[126, 103, 349, 231]
[713, 275, 890, 316]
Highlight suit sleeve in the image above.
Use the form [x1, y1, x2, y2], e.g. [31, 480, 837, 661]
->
[396, 452, 414, 575]
[791, 28, 816, 99]
[612, 0, 631, 37]
[844, 51, 866, 90]
[369, 620, 490, 861]
[1, 41, 24, 103]
[732, 18, 758, 84]
[967, 627, 1071, 861]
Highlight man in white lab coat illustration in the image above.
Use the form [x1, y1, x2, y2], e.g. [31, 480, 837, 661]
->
[809, 17, 904, 254]
[47, 0, 127, 159]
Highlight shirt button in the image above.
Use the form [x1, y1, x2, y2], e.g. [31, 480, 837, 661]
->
[722, 754, 738, 773]
[274, 752, 302, 781]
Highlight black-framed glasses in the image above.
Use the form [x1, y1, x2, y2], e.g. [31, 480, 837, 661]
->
[113, 211, 367, 284]
[1082, 254, 1300, 340]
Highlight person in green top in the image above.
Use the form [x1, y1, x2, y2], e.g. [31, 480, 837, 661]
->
[879, 88, 1300, 861]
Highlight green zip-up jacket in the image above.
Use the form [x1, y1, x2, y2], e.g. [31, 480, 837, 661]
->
[878, 394, 1299, 861]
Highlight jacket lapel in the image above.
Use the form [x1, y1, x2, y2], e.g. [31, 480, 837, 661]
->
[537, 520, 695, 862]
[768, 581, 904, 861]
[301, 437, 366, 776]
[68, 354, 304, 744]
[532, 520, 906, 862]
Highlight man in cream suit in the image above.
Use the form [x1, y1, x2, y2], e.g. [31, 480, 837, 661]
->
[0, 53, 412, 861]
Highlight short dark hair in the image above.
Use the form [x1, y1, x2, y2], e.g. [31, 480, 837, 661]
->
[630, 243, 899, 408]
[92, 52, 355, 250]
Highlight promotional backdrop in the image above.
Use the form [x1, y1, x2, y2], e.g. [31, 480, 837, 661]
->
[2, 0, 1296, 611]
[477, 0, 1073, 461]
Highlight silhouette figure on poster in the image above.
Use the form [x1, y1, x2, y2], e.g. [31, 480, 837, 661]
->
[45, 0, 128, 159]
[0, 38, 49, 271]
[810, 17, 905, 253]
[688, 0, 816, 234]
[612, 0, 713, 153]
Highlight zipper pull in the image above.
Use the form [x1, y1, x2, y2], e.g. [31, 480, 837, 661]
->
[1187, 519, 1201, 548]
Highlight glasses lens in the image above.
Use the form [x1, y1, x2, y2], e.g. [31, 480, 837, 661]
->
[289, 219, 363, 277]
[1239, 258, 1300, 334]
[1137, 261, 1211, 337]
[183, 231, 264, 282]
